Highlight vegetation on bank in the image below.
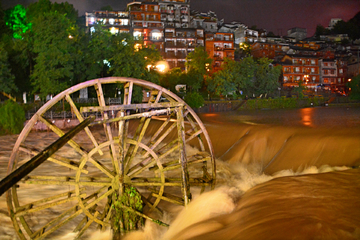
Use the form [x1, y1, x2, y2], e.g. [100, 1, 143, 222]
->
[238, 96, 326, 110]
[0, 100, 25, 135]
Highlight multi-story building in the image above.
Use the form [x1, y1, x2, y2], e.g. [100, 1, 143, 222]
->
[336, 58, 348, 92]
[205, 32, 235, 71]
[163, 28, 204, 70]
[280, 54, 321, 88]
[321, 59, 337, 88]
[287, 27, 307, 41]
[155, 0, 191, 28]
[85, 10, 131, 34]
[190, 11, 218, 33]
[251, 42, 289, 59]
[127, 1, 164, 48]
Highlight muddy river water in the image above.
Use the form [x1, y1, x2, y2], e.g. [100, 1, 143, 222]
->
[1, 105, 360, 240]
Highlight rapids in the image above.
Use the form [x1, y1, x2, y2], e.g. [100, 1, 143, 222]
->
[1, 106, 360, 239]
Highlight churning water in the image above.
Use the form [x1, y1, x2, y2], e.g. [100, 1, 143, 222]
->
[1, 106, 360, 239]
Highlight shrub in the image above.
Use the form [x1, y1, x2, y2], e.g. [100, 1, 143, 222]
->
[0, 100, 26, 135]
[184, 92, 204, 109]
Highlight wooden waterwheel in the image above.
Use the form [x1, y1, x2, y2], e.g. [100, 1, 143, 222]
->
[6, 77, 215, 239]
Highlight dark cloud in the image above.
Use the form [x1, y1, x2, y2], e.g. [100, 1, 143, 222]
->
[2, 0, 360, 36]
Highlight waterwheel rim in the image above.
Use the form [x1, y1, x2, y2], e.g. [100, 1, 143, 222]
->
[6, 77, 215, 239]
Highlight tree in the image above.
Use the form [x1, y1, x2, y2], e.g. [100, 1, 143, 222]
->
[185, 46, 213, 75]
[0, 43, 17, 97]
[101, 5, 113, 11]
[314, 24, 329, 39]
[332, 20, 360, 40]
[110, 34, 163, 102]
[253, 58, 281, 97]
[4, 4, 31, 39]
[347, 74, 360, 100]
[160, 67, 183, 92]
[208, 58, 237, 97]
[27, 0, 78, 23]
[30, 11, 75, 99]
[0, 2, 11, 39]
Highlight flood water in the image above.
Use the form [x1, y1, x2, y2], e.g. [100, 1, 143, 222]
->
[1, 105, 360, 240]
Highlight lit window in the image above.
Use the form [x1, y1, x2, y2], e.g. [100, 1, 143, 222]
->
[90, 17, 95, 24]
[133, 31, 142, 39]
[110, 27, 118, 35]
[109, 18, 115, 25]
[151, 31, 162, 40]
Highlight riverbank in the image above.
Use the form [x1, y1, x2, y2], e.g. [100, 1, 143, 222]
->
[195, 96, 358, 113]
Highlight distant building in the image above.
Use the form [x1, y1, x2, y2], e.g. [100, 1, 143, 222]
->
[190, 11, 219, 33]
[327, 18, 342, 30]
[156, 0, 191, 28]
[205, 32, 235, 71]
[287, 27, 307, 41]
[163, 28, 204, 70]
[85, 10, 131, 34]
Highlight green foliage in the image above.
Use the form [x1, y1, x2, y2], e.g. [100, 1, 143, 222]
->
[160, 67, 183, 92]
[186, 46, 213, 75]
[27, 0, 78, 23]
[208, 57, 281, 99]
[242, 98, 298, 110]
[101, 5, 113, 11]
[0, 43, 17, 94]
[30, 11, 75, 99]
[5, 4, 31, 39]
[253, 58, 281, 97]
[110, 33, 162, 83]
[112, 186, 144, 234]
[184, 91, 204, 108]
[0, 100, 25, 135]
[347, 75, 360, 100]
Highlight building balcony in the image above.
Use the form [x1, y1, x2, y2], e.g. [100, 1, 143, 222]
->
[165, 32, 175, 38]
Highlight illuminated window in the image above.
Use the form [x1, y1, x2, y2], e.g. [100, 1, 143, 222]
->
[109, 18, 115, 25]
[151, 31, 162, 40]
[110, 27, 118, 35]
[90, 17, 95, 24]
[133, 31, 142, 39]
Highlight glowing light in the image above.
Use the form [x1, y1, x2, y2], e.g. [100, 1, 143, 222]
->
[134, 43, 142, 52]
[155, 61, 169, 73]
[109, 18, 115, 25]
[110, 27, 118, 35]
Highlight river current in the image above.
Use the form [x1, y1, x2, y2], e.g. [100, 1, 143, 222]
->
[1, 105, 360, 239]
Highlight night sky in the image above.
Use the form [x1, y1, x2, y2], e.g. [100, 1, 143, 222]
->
[2, 0, 360, 36]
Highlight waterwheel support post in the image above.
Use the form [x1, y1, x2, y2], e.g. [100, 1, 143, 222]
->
[176, 106, 191, 205]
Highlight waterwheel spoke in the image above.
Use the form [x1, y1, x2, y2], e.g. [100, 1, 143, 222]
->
[15, 193, 86, 217]
[95, 81, 120, 175]
[19, 146, 88, 174]
[185, 114, 205, 151]
[76, 211, 100, 238]
[124, 117, 151, 172]
[23, 175, 112, 187]
[143, 121, 177, 158]
[37, 115, 86, 155]
[30, 205, 80, 239]
[15, 188, 85, 213]
[31, 186, 107, 240]
[65, 94, 103, 155]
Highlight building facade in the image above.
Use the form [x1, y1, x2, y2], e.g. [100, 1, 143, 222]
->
[205, 32, 235, 71]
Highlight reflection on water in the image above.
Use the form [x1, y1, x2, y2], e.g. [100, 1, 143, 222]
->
[300, 108, 314, 127]
[200, 106, 360, 128]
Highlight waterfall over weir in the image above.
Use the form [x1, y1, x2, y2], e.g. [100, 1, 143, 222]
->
[123, 108, 360, 240]
[1, 107, 360, 240]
